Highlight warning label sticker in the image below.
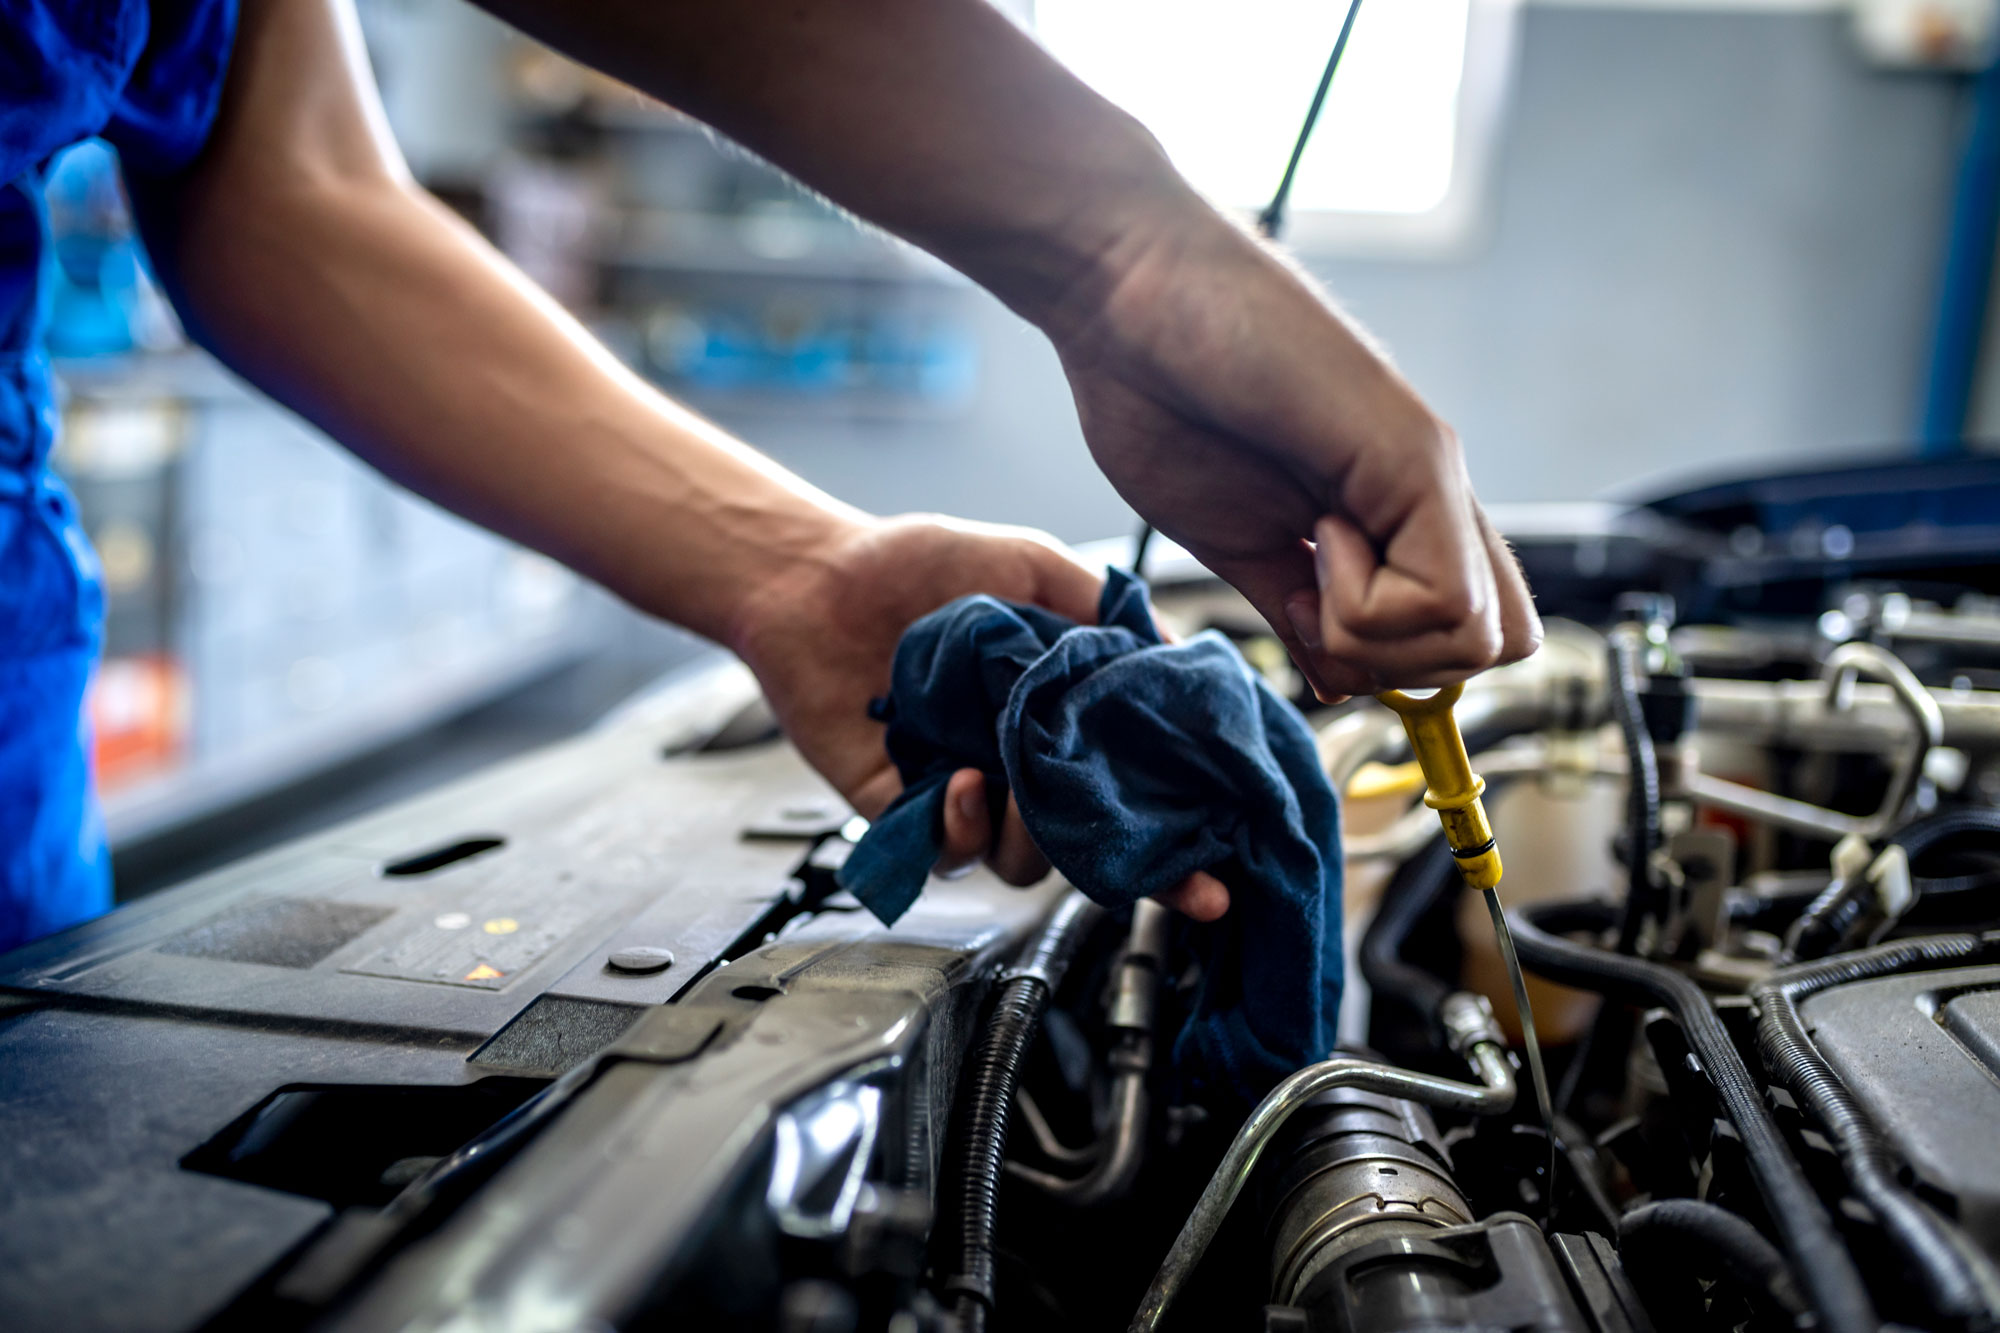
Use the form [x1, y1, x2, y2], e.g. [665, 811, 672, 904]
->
[342, 886, 622, 990]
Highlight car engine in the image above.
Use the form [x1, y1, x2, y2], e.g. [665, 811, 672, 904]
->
[5, 455, 2000, 1333]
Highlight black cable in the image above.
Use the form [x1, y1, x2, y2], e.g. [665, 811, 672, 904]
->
[1552, 633, 1665, 1119]
[1605, 633, 1660, 954]
[1359, 835, 1460, 1043]
[1619, 1199, 1809, 1326]
[1791, 808, 2000, 957]
[1751, 934, 2000, 1331]
[1508, 899, 1879, 1333]
[1128, 0, 1366, 575]
[937, 896, 1097, 1332]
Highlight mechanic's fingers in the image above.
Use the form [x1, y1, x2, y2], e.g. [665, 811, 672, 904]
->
[942, 771, 1226, 913]
[1317, 509, 1498, 647]
[988, 793, 1053, 886]
[936, 768, 1052, 886]
[934, 768, 992, 878]
[1473, 503, 1543, 665]
[1156, 871, 1230, 921]
[1018, 530, 1112, 625]
[1306, 510, 1506, 690]
[1205, 542, 1341, 702]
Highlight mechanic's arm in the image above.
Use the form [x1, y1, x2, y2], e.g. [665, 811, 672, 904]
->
[472, 0, 1543, 697]
[131, 0, 1226, 916]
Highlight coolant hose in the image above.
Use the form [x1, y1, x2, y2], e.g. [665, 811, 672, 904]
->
[1606, 634, 1661, 954]
[1359, 836, 1460, 1040]
[1752, 935, 2000, 1330]
[1508, 900, 1878, 1333]
[937, 893, 1097, 1332]
[1620, 1199, 1807, 1324]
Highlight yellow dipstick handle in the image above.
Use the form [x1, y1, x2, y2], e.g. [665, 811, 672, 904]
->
[1375, 684, 1503, 891]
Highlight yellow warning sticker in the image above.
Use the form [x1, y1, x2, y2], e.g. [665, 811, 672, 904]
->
[482, 918, 519, 935]
[464, 963, 505, 981]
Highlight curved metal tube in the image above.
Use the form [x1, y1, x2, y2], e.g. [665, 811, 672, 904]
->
[1128, 1001, 1517, 1333]
[1683, 643, 1943, 843]
[1007, 901, 1170, 1207]
[1822, 640, 1943, 828]
[1011, 1089, 1096, 1168]
[1007, 1067, 1147, 1204]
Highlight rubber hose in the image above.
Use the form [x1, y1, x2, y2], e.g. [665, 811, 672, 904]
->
[1752, 935, 2000, 1331]
[1620, 1199, 1808, 1323]
[939, 895, 1096, 1332]
[1893, 807, 2000, 903]
[1787, 873, 1871, 963]
[1359, 836, 1460, 1039]
[1606, 635, 1661, 954]
[1508, 900, 1878, 1333]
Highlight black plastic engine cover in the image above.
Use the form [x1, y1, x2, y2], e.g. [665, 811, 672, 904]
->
[1800, 962, 2000, 1254]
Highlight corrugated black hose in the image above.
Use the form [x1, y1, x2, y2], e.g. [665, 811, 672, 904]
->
[1508, 899, 1879, 1333]
[1751, 934, 2000, 1331]
[938, 894, 1098, 1333]
[1619, 1198, 1808, 1325]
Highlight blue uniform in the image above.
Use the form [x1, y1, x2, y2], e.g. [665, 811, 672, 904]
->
[0, 0, 236, 953]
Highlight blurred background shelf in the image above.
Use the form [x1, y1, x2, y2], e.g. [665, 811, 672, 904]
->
[100, 630, 582, 847]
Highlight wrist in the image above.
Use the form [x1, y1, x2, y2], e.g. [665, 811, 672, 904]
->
[954, 117, 1214, 346]
[1036, 187, 1262, 370]
[714, 505, 877, 663]
[600, 441, 871, 651]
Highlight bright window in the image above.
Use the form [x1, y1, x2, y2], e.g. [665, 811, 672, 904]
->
[1035, 0, 1502, 244]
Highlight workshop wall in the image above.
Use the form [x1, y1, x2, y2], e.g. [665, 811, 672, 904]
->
[1315, 4, 1965, 505]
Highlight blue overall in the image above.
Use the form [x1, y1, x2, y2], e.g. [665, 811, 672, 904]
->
[0, 1, 236, 953]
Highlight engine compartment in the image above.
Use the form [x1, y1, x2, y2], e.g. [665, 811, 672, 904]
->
[7, 455, 2000, 1332]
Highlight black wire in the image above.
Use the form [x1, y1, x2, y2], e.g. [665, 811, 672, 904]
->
[1128, 0, 1367, 574]
[1605, 634, 1661, 953]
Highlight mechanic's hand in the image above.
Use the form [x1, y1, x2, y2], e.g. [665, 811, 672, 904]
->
[730, 514, 1229, 921]
[1053, 212, 1541, 700]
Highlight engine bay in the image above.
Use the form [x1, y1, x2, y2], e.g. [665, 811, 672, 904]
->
[6, 456, 2000, 1332]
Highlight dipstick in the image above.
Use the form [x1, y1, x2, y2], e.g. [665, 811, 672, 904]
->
[1377, 684, 1558, 1222]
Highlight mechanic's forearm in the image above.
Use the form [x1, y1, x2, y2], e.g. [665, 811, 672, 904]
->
[472, 0, 1203, 336]
[147, 173, 861, 646]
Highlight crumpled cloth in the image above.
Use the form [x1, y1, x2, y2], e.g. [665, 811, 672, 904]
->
[837, 568, 1342, 1104]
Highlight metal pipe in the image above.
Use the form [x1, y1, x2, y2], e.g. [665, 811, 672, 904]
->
[1681, 645, 1943, 843]
[1681, 770, 1874, 842]
[1008, 900, 1169, 1206]
[1012, 1089, 1095, 1168]
[1822, 640, 1942, 827]
[1127, 994, 1517, 1333]
[1688, 677, 2000, 754]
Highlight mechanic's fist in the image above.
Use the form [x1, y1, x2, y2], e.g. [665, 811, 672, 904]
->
[1054, 207, 1541, 699]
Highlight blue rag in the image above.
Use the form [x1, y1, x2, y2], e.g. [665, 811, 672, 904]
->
[837, 569, 1342, 1104]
